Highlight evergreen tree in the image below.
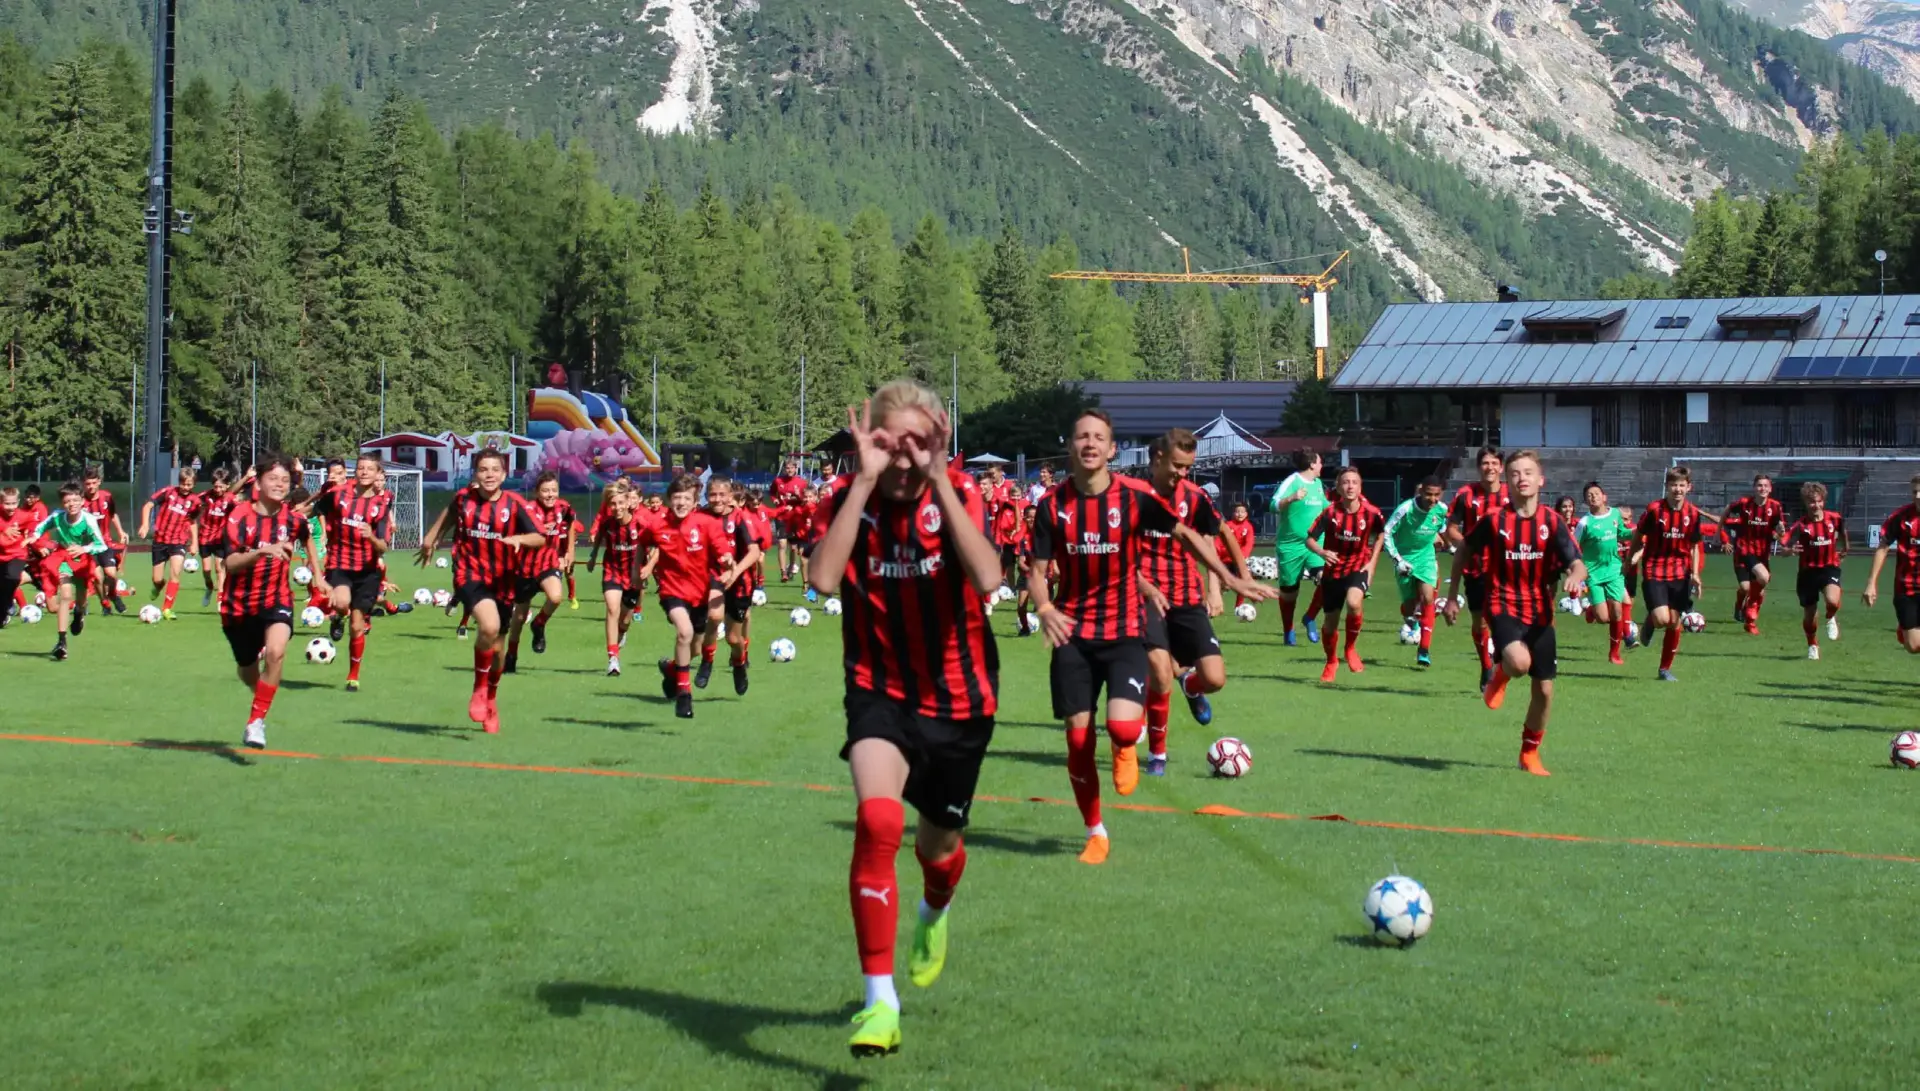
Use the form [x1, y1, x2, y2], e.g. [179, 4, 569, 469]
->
[1808, 138, 1867, 293]
[1132, 284, 1180, 380]
[1739, 192, 1810, 297]
[1673, 192, 1746, 299]
[981, 224, 1048, 390]
[900, 214, 999, 408]
[847, 205, 904, 376]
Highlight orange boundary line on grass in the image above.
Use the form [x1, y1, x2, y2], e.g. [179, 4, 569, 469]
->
[7, 733, 1918, 866]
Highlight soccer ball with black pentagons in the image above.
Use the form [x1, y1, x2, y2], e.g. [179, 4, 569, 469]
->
[1233, 603, 1257, 623]
[305, 637, 336, 665]
[751, 588, 768, 607]
[1363, 875, 1433, 947]
[137, 604, 163, 624]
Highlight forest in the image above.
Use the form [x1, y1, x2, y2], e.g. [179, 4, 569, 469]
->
[0, 38, 1345, 472]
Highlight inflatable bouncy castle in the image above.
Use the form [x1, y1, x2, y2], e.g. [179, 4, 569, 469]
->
[525, 386, 662, 489]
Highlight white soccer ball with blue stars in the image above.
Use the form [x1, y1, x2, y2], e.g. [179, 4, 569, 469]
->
[300, 605, 327, 628]
[18, 603, 42, 625]
[823, 596, 843, 616]
[182, 555, 201, 573]
[1363, 875, 1433, 947]
[1398, 619, 1419, 644]
[789, 606, 812, 627]
[412, 588, 434, 605]
[137, 604, 163, 624]
[769, 637, 797, 663]
[751, 588, 768, 607]
[291, 565, 313, 586]
[305, 637, 336, 665]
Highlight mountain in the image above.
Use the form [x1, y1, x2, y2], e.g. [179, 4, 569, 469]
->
[1731, 0, 1920, 102]
[7, 0, 1920, 309]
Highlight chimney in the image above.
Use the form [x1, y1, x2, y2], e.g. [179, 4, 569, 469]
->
[1496, 284, 1520, 303]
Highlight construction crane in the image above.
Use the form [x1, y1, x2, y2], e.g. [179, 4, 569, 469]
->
[1051, 249, 1349, 379]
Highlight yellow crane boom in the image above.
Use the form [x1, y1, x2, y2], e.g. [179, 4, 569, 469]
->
[1050, 249, 1348, 378]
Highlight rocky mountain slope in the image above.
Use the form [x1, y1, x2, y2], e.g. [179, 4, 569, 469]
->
[1733, 0, 1920, 101]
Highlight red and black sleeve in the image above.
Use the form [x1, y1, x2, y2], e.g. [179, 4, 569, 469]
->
[1029, 498, 1057, 562]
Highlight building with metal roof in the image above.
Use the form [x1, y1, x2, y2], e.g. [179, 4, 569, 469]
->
[1077, 381, 1298, 442]
[1333, 295, 1920, 451]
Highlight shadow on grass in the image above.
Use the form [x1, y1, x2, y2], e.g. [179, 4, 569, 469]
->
[344, 718, 469, 739]
[985, 746, 1065, 770]
[277, 679, 326, 691]
[1789, 720, 1892, 734]
[1297, 747, 1499, 772]
[994, 720, 1063, 733]
[1335, 934, 1399, 949]
[534, 983, 866, 1090]
[545, 715, 657, 732]
[825, 819, 1077, 857]
[1755, 681, 1901, 707]
[1252, 673, 1435, 698]
[134, 738, 254, 767]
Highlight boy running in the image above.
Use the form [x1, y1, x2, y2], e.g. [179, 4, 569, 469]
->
[1576, 483, 1632, 665]
[1723, 474, 1787, 634]
[30, 483, 112, 657]
[1306, 467, 1385, 682]
[195, 469, 240, 607]
[585, 481, 656, 676]
[1443, 450, 1586, 776]
[1616, 504, 1637, 645]
[1789, 481, 1846, 659]
[504, 471, 577, 673]
[1268, 447, 1327, 645]
[1865, 475, 1920, 654]
[772, 458, 807, 581]
[1381, 476, 1449, 668]
[310, 454, 394, 690]
[695, 474, 762, 693]
[1447, 447, 1509, 689]
[221, 458, 328, 749]
[1, 487, 37, 621]
[78, 466, 128, 614]
[810, 381, 1002, 1059]
[1211, 500, 1258, 608]
[1630, 467, 1705, 682]
[644, 474, 733, 719]
[138, 466, 202, 619]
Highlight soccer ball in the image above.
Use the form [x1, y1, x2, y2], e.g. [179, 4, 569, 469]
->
[33, 591, 46, 608]
[1398, 620, 1419, 645]
[1234, 603, 1258, 623]
[1682, 611, 1707, 633]
[1892, 731, 1920, 769]
[983, 601, 995, 616]
[137, 604, 163, 624]
[115, 578, 131, 595]
[305, 637, 336, 665]
[751, 588, 768, 607]
[182, 555, 201, 573]
[790, 607, 812, 627]
[292, 565, 314, 586]
[1625, 620, 1641, 645]
[716, 622, 727, 641]
[432, 589, 454, 609]
[412, 588, 434, 605]
[435, 555, 449, 569]
[1206, 737, 1252, 778]
[300, 605, 327, 628]
[823, 596, 843, 616]
[1363, 875, 1434, 947]
[769, 637, 797, 663]
[1558, 596, 1580, 615]
[996, 584, 1017, 603]
[18, 604, 42, 625]
[1453, 593, 1468, 611]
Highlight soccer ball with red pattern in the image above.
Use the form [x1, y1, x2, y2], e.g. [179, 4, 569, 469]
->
[1892, 731, 1920, 769]
[1681, 611, 1706, 633]
[432, 589, 454, 609]
[1206, 737, 1252, 778]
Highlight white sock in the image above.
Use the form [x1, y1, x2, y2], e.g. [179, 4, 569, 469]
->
[1089, 822, 1108, 838]
[917, 897, 945, 924]
[864, 974, 899, 1011]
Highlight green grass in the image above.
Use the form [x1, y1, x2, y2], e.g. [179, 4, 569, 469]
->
[3, 558, 1917, 1088]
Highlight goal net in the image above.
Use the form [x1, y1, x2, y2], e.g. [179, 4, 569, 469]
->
[300, 462, 426, 550]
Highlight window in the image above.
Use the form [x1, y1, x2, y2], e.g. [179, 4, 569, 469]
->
[1653, 315, 1691, 330]
[1904, 311, 1920, 326]
[1494, 318, 1514, 332]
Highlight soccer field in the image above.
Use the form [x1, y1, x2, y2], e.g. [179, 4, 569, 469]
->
[3, 562, 1917, 1088]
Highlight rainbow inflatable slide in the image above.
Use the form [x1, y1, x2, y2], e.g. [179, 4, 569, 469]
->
[524, 387, 662, 489]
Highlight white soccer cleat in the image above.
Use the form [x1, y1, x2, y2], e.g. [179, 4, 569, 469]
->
[243, 720, 267, 750]
[1827, 617, 1840, 641]
[607, 655, 622, 676]
[1807, 645, 1820, 660]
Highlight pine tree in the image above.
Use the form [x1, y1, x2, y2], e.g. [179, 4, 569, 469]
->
[7, 55, 143, 468]
[1132, 283, 1180, 380]
[1739, 192, 1810, 297]
[1173, 285, 1222, 381]
[900, 214, 1000, 409]
[1673, 192, 1747, 299]
[847, 206, 904, 377]
[981, 224, 1048, 390]
[1808, 138, 1868, 294]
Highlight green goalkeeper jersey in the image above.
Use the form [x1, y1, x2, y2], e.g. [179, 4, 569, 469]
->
[1383, 498, 1448, 569]
[33, 511, 109, 554]
[1270, 472, 1327, 546]
[1577, 508, 1627, 578]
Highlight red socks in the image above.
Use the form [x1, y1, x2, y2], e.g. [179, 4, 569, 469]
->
[916, 840, 967, 912]
[674, 664, 692, 695]
[566, 573, 576, 598]
[248, 681, 278, 723]
[1750, 589, 1764, 619]
[702, 644, 716, 664]
[348, 631, 366, 681]
[1419, 599, 1435, 651]
[1344, 610, 1362, 652]
[1609, 616, 1624, 658]
[1804, 617, 1818, 645]
[730, 645, 747, 667]
[162, 580, 178, 610]
[1472, 616, 1493, 670]
[1281, 598, 1296, 633]
[1108, 717, 1143, 749]
[1145, 691, 1170, 758]
[1521, 727, 1545, 754]
[1305, 584, 1324, 618]
[1660, 626, 1681, 670]
[1324, 613, 1340, 663]
[606, 642, 620, 656]
[472, 648, 494, 694]
[850, 798, 904, 976]
[1065, 725, 1102, 828]
[488, 653, 504, 697]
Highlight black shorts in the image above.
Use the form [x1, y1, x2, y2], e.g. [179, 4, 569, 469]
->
[1643, 578, 1694, 615]
[1796, 566, 1842, 607]
[1322, 571, 1370, 606]
[201, 542, 229, 561]
[1622, 567, 1637, 600]
[1049, 637, 1150, 719]
[601, 580, 641, 611]
[455, 579, 515, 613]
[1896, 594, 1920, 632]
[1142, 601, 1221, 666]
[518, 568, 565, 603]
[1464, 573, 1489, 613]
[1, 558, 25, 591]
[842, 687, 995, 830]
[326, 567, 383, 613]
[1488, 614, 1557, 681]
[222, 606, 293, 667]
[1732, 555, 1770, 584]
[101, 548, 123, 570]
[659, 595, 698, 619]
[998, 545, 1019, 575]
[151, 543, 189, 564]
[724, 583, 752, 623]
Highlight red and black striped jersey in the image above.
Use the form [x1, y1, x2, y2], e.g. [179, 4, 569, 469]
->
[524, 498, 578, 575]
[1791, 511, 1846, 569]
[818, 468, 998, 720]
[311, 485, 393, 572]
[1029, 475, 1179, 641]
[1215, 517, 1255, 570]
[1308, 499, 1385, 578]
[1136, 478, 1220, 608]
[147, 486, 201, 546]
[643, 509, 732, 603]
[992, 499, 1028, 551]
[81, 488, 120, 543]
[220, 503, 310, 618]
[197, 491, 239, 545]
[1636, 500, 1704, 581]
[450, 488, 540, 588]
[1448, 483, 1509, 575]
[1722, 496, 1786, 558]
[596, 510, 652, 589]
[1462, 508, 1579, 624]
[1882, 505, 1920, 595]
[0, 507, 37, 562]
[720, 511, 761, 590]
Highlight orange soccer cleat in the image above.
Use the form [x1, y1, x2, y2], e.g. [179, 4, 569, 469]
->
[1344, 647, 1365, 674]
[1111, 745, 1139, 796]
[1077, 833, 1110, 865]
[1518, 749, 1550, 777]
[1482, 671, 1510, 711]
[468, 689, 491, 726]
[1319, 661, 1338, 684]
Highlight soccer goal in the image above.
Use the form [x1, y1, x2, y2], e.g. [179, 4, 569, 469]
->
[299, 462, 425, 549]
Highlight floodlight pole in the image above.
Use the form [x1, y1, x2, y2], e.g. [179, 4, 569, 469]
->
[139, 0, 178, 496]
[250, 359, 258, 466]
[651, 353, 659, 456]
[799, 354, 807, 454]
[509, 353, 517, 434]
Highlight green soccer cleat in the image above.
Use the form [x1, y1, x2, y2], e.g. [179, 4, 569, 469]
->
[909, 911, 949, 988]
[848, 1001, 900, 1058]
